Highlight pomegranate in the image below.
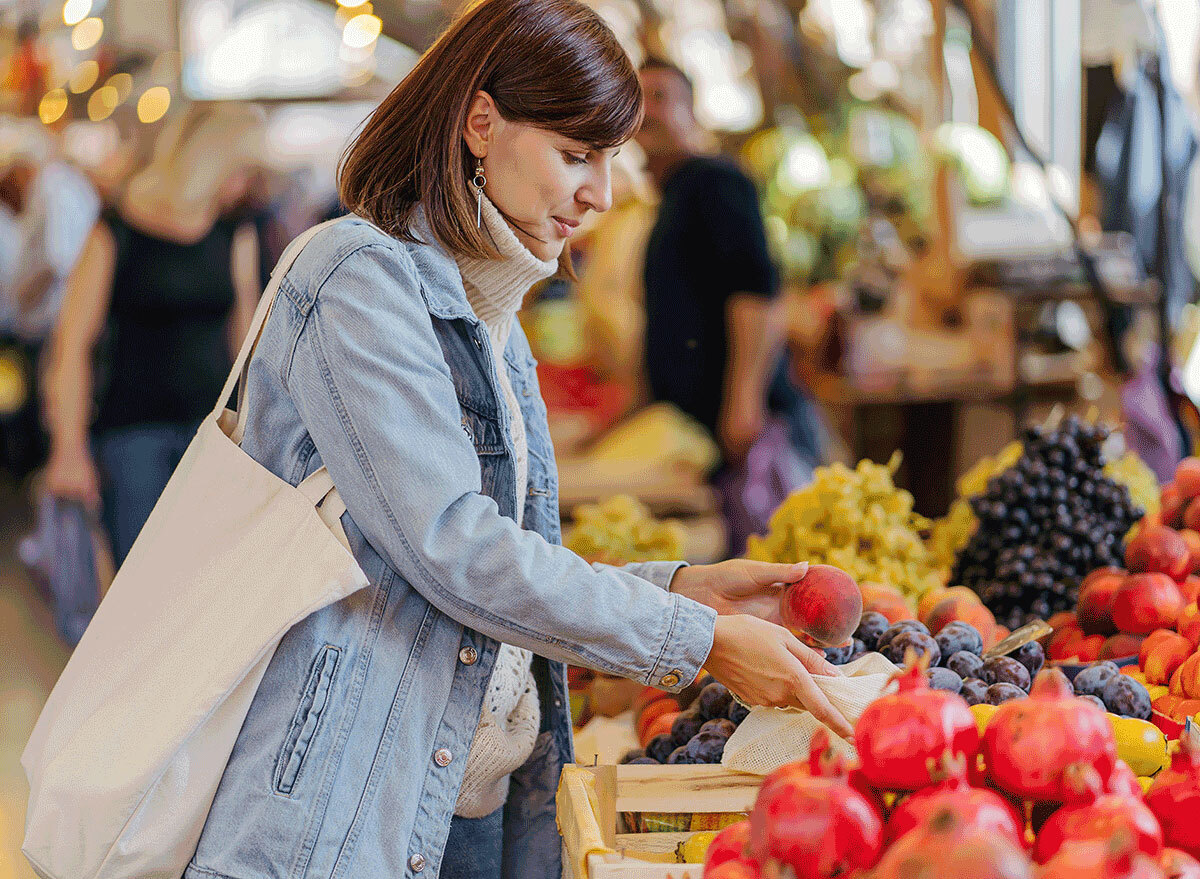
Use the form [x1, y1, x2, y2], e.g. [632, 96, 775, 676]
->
[883, 753, 1024, 849]
[1102, 752, 1147, 801]
[704, 859, 760, 879]
[747, 730, 883, 876]
[1039, 834, 1167, 879]
[704, 821, 754, 872]
[1145, 735, 1200, 858]
[1034, 764, 1163, 863]
[855, 655, 980, 791]
[870, 808, 1033, 879]
[1162, 849, 1200, 879]
[982, 668, 1117, 802]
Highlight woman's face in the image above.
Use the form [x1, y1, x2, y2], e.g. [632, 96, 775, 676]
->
[466, 94, 620, 261]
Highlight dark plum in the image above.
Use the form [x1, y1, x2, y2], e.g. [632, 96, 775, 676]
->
[627, 756, 659, 765]
[699, 718, 736, 738]
[877, 620, 930, 655]
[1010, 641, 1045, 678]
[646, 734, 676, 764]
[670, 710, 704, 747]
[847, 638, 868, 662]
[1077, 694, 1107, 712]
[854, 611, 891, 650]
[667, 746, 694, 764]
[1101, 675, 1152, 720]
[1072, 661, 1120, 698]
[619, 748, 645, 764]
[961, 678, 990, 705]
[928, 667, 964, 693]
[698, 683, 733, 720]
[986, 682, 1027, 705]
[935, 622, 984, 659]
[727, 700, 750, 725]
[824, 642, 855, 665]
[882, 630, 940, 667]
[685, 731, 728, 763]
[978, 656, 1031, 692]
[946, 651, 984, 680]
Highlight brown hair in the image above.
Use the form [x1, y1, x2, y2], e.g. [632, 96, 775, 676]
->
[338, 0, 642, 269]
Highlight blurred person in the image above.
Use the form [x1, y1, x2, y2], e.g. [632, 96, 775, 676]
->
[169, 3, 851, 878]
[636, 58, 828, 547]
[42, 103, 265, 564]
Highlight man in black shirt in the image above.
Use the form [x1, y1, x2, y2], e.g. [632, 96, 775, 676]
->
[636, 58, 791, 466]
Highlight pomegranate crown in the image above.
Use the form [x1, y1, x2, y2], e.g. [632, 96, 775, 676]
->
[1062, 762, 1105, 803]
[927, 750, 969, 785]
[889, 649, 932, 692]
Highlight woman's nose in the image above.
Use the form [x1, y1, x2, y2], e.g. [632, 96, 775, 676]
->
[579, 165, 613, 214]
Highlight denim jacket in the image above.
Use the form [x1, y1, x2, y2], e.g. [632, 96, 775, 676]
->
[182, 214, 717, 879]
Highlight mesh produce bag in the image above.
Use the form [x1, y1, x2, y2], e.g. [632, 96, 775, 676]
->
[721, 652, 898, 775]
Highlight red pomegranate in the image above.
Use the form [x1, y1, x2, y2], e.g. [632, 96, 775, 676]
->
[704, 859, 760, 879]
[982, 668, 1117, 802]
[704, 821, 754, 873]
[870, 808, 1033, 879]
[855, 656, 980, 791]
[1034, 764, 1163, 863]
[1104, 753, 1148, 801]
[1145, 735, 1200, 858]
[1040, 834, 1167, 879]
[1162, 849, 1200, 879]
[884, 753, 1024, 849]
[747, 731, 883, 877]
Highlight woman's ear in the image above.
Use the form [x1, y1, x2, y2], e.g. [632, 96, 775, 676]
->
[463, 90, 497, 159]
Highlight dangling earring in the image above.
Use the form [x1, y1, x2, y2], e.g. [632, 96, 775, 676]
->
[471, 160, 487, 228]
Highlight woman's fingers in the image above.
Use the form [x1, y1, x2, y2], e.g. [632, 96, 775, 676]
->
[784, 651, 855, 740]
[723, 560, 808, 598]
[788, 636, 844, 677]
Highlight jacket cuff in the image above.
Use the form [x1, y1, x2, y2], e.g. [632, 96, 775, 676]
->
[645, 595, 716, 693]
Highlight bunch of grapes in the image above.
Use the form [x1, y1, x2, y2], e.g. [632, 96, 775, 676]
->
[952, 417, 1143, 630]
[927, 442, 1024, 570]
[564, 495, 687, 565]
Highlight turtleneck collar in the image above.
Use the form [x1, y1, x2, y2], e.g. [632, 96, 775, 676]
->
[453, 194, 558, 341]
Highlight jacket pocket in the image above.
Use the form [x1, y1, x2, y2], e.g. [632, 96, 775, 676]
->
[459, 405, 505, 456]
[274, 644, 341, 796]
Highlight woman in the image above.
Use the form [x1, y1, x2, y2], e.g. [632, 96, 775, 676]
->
[180, 3, 851, 878]
[42, 104, 264, 564]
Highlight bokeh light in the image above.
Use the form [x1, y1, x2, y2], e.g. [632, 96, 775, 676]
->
[71, 17, 105, 51]
[342, 13, 382, 49]
[106, 72, 133, 103]
[38, 89, 69, 125]
[68, 60, 99, 93]
[137, 86, 171, 123]
[62, 0, 92, 26]
[87, 85, 119, 121]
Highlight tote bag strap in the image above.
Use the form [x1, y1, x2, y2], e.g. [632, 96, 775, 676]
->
[213, 218, 347, 440]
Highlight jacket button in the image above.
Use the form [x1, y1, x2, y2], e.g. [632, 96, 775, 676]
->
[434, 748, 453, 767]
[659, 671, 681, 688]
[473, 335, 484, 350]
[409, 853, 426, 873]
[459, 646, 478, 666]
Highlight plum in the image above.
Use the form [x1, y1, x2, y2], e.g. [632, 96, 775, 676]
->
[627, 756, 659, 765]
[1072, 661, 1121, 698]
[619, 748, 645, 764]
[978, 656, 1031, 692]
[961, 678, 990, 705]
[935, 621, 984, 659]
[670, 710, 704, 747]
[985, 682, 1027, 705]
[854, 611, 891, 651]
[698, 683, 733, 720]
[1077, 694, 1107, 711]
[928, 666, 964, 693]
[727, 700, 750, 725]
[946, 650, 984, 680]
[882, 630, 940, 667]
[847, 638, 869, 662]
[646, 734, 676, 764]
[824, 642, 855, 665]
[700, 718, 736, 738]
[1101, 675, 1152, 719]
[877, 620, 930, 655]
[685, 731, 728, 763]
[1011, 641, 1045, 677]
[667, 746, 694, 764]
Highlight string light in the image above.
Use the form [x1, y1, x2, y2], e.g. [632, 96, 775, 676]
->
[342, 13, 382, 49]
[68, 60, 99, 93]
[62, 0, 91, 26]
[106, 73, 133, 103]
[87, 86, 119, 121]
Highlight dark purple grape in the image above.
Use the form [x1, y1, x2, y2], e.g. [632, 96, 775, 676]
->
[1077, 694, 1107, 712]
[1072, 661, 1120, 698]
[627, 756, 660, 765]
[667, 745, 694, 764]
[854, 612, 891, 651]
[877, 621, 930, 655]
[847, 638, 868, 662]
[986, 682, 1027, 705]
[727, 700, 750, 725]
[928, 667, 963, 693]
[619, 748, 645, 764]
[699, 718, 736, 739]
[978, 656, 1031, 692]
[684, 731, 728, 763]
[946, 651, 984, 680]
[882, 630, 940, 667]
[935, 621, 984, 659]
[824, 643, 855, 665]
[961, 678, 990, 705]
[646, 734, 676, 764]
[698, 683, 733, 720]
[1101, 675, 1151, 720]
[1011, 641, 1045, 677]
[670, 710, 704, 747]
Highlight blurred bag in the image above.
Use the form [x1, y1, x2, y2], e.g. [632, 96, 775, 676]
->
[20, 219, 370, 879]
[18, 490, 113, 646]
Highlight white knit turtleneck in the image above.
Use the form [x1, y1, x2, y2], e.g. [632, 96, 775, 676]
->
[452, 194, 557, 818]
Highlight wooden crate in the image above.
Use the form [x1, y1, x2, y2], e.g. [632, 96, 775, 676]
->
[558, 763, 763, 879]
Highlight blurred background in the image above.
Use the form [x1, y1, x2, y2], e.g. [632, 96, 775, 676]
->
[1, 0, 1199, 875]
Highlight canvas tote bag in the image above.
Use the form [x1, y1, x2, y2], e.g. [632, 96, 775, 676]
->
[21, 219, 371, 879]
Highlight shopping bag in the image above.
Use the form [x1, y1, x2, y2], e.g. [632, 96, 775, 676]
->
[20, 219, 370, 879]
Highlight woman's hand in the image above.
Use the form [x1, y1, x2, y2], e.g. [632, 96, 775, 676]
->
[44, 442, 101, 511]
[705, 614, 855, 740]
[670, 559, 810, 624]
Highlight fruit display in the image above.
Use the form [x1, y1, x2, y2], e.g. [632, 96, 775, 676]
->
[1108, 452, 1161, 523]
[627, 677, 746, 767]
[746, 454, 945, 603]
[928, 442, 1024, 571]
[563, 494, 687, 565]
[952, 418, 1143, 630]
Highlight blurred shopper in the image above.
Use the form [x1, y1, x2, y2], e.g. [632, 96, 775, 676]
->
[176, 3, 850, 879]
[637, 58, 828, 550]
[42, 103, 264, 564]
[0, 117, 98, 477]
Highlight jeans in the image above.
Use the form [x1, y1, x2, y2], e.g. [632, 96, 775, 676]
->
[94, 421, 197, 565]
[439, 808, 503, 879]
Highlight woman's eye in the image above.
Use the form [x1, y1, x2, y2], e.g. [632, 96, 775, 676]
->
[563, 152, 588, 166]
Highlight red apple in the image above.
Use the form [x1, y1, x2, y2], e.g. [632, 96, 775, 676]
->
[780, 564, 862, 647]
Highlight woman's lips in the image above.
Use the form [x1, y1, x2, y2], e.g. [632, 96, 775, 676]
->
[553, 216, 579, 238]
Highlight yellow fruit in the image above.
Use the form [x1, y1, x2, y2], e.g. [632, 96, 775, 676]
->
[1148, 685, 1170, 701]
[689, 812, 744, 831]
[1126, 671, 1149, 686]
[678, 831, 719, 864]
[1109, 715, 1170, 777]
[970, 703, 998, 735]
[1139, 776, 1154, 795]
